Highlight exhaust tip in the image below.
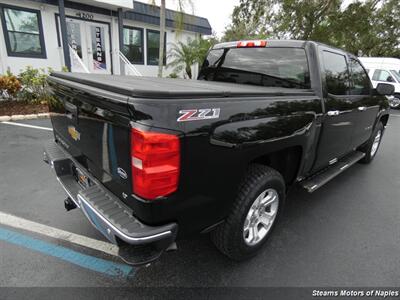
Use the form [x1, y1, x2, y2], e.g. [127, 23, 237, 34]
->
[64, 197, 77, 211]
[43, 151, 49, 164]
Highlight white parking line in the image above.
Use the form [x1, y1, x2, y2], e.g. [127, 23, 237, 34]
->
[1, 121, 53, 131]
[0, 211, 118, 256]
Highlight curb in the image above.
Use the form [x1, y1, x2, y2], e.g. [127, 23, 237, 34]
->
[0, 113, 50, 122]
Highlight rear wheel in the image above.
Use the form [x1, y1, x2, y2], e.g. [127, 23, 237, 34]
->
[211, 164, 285, 261]
[359, 122, 384, 164]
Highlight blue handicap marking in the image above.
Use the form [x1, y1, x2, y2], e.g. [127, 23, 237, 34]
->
[0, 226, 135, 279]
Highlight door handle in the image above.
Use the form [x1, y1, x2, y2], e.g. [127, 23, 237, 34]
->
[358, 106, 367, 111]
[327, 110, 340, 116]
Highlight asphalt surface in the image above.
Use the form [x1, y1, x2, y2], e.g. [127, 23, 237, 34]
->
[0, 112, 399, 288]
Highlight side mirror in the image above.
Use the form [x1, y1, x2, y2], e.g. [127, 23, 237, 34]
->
[376, 83, 395, 96]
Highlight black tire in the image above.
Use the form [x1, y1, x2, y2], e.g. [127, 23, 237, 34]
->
[359, 122, 384, 164]
[211, 164, 285, 261]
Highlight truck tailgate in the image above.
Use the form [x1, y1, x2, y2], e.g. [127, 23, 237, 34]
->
[47, 75, 133, 203]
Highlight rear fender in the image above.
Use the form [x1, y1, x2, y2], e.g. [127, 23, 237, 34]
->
[211, 111, 320, 182]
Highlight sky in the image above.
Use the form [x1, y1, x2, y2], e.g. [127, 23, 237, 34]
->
[135, 0, 240, 37]
[190, 0, 240, 37]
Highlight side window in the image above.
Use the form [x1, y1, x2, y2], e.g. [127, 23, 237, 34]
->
[349, 59, 370, 95]
[372, 69, 395, 83]
[390, 70, 400, 83]
[322, 51, 349, 95]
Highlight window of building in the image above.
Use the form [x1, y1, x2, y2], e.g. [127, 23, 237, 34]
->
[349, 58, 370, 95]
[146, 30, 166, 66]
[122, 27, 143, 64]
[372, 69, 396, 83]
[0, 5, 46, 58]
[322, 51, 349, 95]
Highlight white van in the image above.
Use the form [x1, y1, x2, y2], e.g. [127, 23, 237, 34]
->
[359, 57, 400, 108]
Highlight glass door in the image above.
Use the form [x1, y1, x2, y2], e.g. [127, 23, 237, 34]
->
[65, 18, 89, 73]
[86, 23, 111, 74]
[59, 17, 111, 74]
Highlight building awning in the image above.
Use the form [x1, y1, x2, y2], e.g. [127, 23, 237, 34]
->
[126, 1, 212, 35]
[30, 0, 212, 35]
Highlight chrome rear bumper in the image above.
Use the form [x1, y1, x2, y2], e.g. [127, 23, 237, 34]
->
[43, 140, 177, 264]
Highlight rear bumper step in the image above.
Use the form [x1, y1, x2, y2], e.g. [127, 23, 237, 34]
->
[301, 151, 365, 192]
[43, 140, 177, 264]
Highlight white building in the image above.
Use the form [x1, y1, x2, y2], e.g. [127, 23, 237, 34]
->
[0, 0, 212, 76]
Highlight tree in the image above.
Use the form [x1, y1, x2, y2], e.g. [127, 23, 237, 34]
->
[222, 0, 273, 41]
[158, 0, 166, 78]
[332, 0, 400, 57]
[194, 36, 218, 65]
[168, 37, 217, 78]
[274, 0, 341, 41]
[168, 39, 197, 78]
[223, 0, 400, 58]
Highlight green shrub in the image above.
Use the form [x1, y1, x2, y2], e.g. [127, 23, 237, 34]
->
[18, 66, 54, 104]
[167, 72, 179, 78]
[0, 71, 22, 99]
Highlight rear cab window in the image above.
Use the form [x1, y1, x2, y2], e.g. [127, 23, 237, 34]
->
[199, 47, 311, 89]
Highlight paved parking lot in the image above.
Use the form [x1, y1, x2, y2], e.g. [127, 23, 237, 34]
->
[0, 112, 399, 288]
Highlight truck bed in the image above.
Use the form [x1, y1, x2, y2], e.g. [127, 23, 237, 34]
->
[50, 72, 314, 99]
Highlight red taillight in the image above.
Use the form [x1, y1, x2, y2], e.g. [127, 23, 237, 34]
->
[131, 128, 180, 200]
[237, 40, 267, 48]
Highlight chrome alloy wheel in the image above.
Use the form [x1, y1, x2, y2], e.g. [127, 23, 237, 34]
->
[371, 129, 382, 157]
[243, 188, 279, 246]
[388, 95, 400, 108]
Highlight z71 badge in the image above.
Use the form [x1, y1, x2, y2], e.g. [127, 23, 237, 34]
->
[177, 108, 220, 122]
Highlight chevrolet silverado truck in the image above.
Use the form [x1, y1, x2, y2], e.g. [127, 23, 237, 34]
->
[44, 40, 394, 264]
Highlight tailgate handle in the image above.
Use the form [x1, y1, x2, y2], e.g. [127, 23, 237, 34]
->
[64, 101, 78, 122]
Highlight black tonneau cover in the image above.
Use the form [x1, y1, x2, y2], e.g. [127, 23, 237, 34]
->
[50, 72, 314, 99]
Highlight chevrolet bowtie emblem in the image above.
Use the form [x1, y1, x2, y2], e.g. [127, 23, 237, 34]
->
[68, 126, 80, 141]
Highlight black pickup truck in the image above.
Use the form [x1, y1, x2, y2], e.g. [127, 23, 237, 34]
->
[44, 40, 394, 264]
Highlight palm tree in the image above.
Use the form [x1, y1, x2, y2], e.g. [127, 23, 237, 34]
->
[168, 38, 216, 78]
[167, 39, 196, 78]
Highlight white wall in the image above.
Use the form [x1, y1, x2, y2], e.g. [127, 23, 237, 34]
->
[0, 0, 201, 77]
